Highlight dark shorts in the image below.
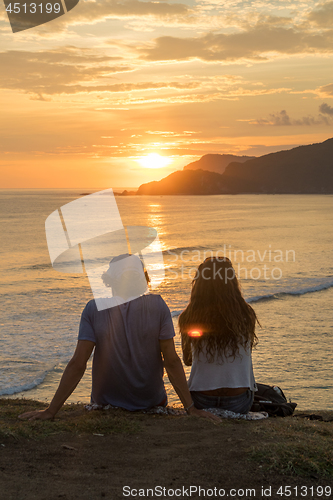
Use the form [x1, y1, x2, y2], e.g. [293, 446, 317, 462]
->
[191, 389, 254, 414]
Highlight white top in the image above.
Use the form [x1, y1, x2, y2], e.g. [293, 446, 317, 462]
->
[188, 343, 257, 392]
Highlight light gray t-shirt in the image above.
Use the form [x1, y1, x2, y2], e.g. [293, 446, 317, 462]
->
[188, 343, 257, 392]
[78, 294, 175, 410]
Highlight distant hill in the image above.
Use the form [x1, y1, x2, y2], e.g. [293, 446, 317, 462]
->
[136, 138, 333, 195]
[183, 154, 255, 175]
[137, 169, 228, 195]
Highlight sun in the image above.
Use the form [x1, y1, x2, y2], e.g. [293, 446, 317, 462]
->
[136, 153, 172, 169]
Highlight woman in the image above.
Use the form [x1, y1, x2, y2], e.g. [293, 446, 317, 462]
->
[179, 257, 259, 414]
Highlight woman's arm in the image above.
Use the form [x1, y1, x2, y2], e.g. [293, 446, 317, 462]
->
[181, 333, 192, 366]
[18, 340, 95, 421]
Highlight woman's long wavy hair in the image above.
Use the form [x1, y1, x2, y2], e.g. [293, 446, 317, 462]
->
[179, 257, 259, 362]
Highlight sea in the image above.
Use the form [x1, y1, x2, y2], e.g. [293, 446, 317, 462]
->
[0, 189, 332, 410]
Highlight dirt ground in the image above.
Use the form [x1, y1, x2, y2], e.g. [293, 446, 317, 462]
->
[1, 411, 332, 500]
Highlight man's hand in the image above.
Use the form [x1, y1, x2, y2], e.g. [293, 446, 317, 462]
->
[187, 406, 222, 423]
[18, 408, 55, 421]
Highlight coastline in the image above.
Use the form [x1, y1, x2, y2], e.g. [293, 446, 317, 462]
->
[0, 398, 332, 499]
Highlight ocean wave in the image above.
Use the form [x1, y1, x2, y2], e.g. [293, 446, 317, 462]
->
[170, 280, 333, 315]
[171, 310, 184, 318]
[0, 371, 48, 396]
[247, 280, 333, 303]
[163, 245, 209, 256]
[0, 358, 63, 396]
[26, 263, 52, 271]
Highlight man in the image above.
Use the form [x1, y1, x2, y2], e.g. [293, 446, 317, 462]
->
[19, 255, 219, 422]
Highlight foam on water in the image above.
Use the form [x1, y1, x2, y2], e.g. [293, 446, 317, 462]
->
[247, 278, 333, 303]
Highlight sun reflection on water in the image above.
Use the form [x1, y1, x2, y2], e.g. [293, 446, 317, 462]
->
[146, 203, 166, 239]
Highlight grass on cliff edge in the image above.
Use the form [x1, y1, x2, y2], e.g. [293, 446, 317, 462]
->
[0, 398, 141, 439]
[0, 398, 333, 480]
[249, 415, 333, 479]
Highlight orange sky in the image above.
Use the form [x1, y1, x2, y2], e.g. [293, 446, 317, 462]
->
[1, 0, 333, 188]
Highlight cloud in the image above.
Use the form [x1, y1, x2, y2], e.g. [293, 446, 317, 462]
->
[73, 0, 190, 20]
[0, 46, 205, 98]
[254, 110, 292, 126]
[63, 81, 202, 95]
[307, 1, 333, 27]
[0, 47, 132, 97]
[145, 130, 197, 136]
[0, 0, 193, 36]
[137, 22, 333, 62]
[319, 102, 333, 115]
[0, 44, 291, 103]
[317, 83, 333, 97]
[46, 0, 192, 32]
[95, 91, 225, 107]
[251, 109, 332, 126]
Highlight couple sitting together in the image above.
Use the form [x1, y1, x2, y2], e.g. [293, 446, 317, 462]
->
[19, 256, 259, 423]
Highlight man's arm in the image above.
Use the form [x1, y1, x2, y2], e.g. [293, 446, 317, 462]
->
[160, 338, 220, 422]
[19, 340, 95, 421]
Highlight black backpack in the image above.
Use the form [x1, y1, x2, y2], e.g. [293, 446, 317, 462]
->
[250, 383, 297, 417]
